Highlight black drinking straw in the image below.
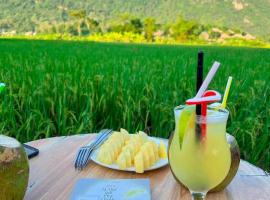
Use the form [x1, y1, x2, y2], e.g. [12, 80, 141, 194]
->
[196, 51, 204, 139]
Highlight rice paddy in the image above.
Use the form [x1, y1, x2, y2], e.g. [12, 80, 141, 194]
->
[0, 39, 269, 171]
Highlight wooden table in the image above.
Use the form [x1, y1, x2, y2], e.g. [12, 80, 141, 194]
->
[24, 134, 270, 200]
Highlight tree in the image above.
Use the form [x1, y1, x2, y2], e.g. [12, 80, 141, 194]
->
[66, 23, 78, 35]
[130, 18, 143, 34]
[85, 18, 100, 33]
[162, 23, 172, 36]
[144, 18, 156, 41]
[0, 19, 12, 32]
[190, 24, 204, 37]
[68, 9, 87, 36]
[108, 16, 142, 34]
[171, 16, 198, 41]
[68, 9, 87, 20]
[68, 10, 101, 36]
[118, 13, 132, 24]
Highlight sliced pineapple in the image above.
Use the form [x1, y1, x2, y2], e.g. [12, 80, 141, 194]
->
[135, 137, 143, 149]
[112, 139, 123, 155]
[149, 141, 159, 161]
[97, 131, 127, 164]
[138, 131, 148, 143]
[107, 141, 119, 160]
[142, 142, 154, 165]
[134, 152, 144, 173]
[127, 139, 139, 153]
[159, 141, 167, 159]
[120, 128, 130, 141]
[140, 146, 150, 169]
[97, 128, 167, 173]
[134, 139, 141, 152]
[97, 147, 113, 165]
[123, 150, 132, 167]
[120, 128, 129, 135]
[123, 144, 136, 157]
[116, 153, 127, 170]
[122, 147, 133, 162]
[110, 135, 124, 147]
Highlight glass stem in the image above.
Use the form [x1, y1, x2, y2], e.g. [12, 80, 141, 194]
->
[191, 192, 206, 200]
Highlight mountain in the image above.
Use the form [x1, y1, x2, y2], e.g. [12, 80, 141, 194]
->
[0, 0, 269, 39]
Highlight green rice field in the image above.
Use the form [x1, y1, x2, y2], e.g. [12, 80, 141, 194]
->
[0, 39, 269, 171]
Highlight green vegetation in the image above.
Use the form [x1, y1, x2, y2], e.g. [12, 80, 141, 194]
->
[1, 11, 268, 47]
[0, 39, 269, 171]
[1, 1, 270, 43]
[0, 0, 270, 39]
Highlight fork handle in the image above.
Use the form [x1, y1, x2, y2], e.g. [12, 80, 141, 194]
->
[88, 129, 108, 145]
[81, 130, 113, 168]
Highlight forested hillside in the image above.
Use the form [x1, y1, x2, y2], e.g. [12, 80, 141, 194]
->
[0, 0, 269, 39]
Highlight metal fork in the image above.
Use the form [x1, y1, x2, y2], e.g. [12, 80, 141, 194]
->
[79, 130, 113, 169]
[74, 129, 110, 169]
[75, 129, 112, 170]
[74, 129, 112, 170]
[79, 129, 113, 169]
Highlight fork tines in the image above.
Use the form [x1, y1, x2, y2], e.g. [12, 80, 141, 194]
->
[74, 129, 113, 170]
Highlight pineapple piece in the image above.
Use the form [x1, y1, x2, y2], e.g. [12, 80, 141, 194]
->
[134, 152, 144, 173]
[138, 131, 148, 143]
[150, 141, 159, 161]
[97, 147, 113, 165]
[106, 141, 118, 160]
[116, 153, 127, 170]
[135, 136, 143, 148]
[124, 140, 130, 145]
[159, 141, 167, 159]
[127, 139, 139, 153]
[131, 136, 142, 152]
[140, 146, 150, 169]
[97, 148, 105, 162]
[108, 149, 115, 163]
[109, 136, 116, 143]
[109, 133, 126, 153]
[122, 147, 133, 163]
[123, 150, 132, 167]
[145, 142, 155, 165]
[133, 141, 140, 153]
[120, 128, 129, 135]
[110, 139, 122, 155]
[112, 132, 125, 145]
[123, 144, 136, 157]
[110, 135, 122, 146]
[120, 128, 130, 141]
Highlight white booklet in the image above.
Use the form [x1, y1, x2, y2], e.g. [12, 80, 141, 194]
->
[70, 178, 151, 200]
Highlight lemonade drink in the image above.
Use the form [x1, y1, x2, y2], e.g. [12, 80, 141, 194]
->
[169, 105, 231, 193]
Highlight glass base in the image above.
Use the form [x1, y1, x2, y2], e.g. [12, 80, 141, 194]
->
[191, 192, 206, 200]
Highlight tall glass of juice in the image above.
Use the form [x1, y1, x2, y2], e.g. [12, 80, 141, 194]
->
[168, 105, 231, 199]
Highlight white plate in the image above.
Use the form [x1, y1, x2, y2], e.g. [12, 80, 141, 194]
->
[90, 137, 169, 173]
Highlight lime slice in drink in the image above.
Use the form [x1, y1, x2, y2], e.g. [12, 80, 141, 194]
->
[177, 105, 195, 149]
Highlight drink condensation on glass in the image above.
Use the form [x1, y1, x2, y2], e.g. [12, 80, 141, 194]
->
[168, 105, 231, 199]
